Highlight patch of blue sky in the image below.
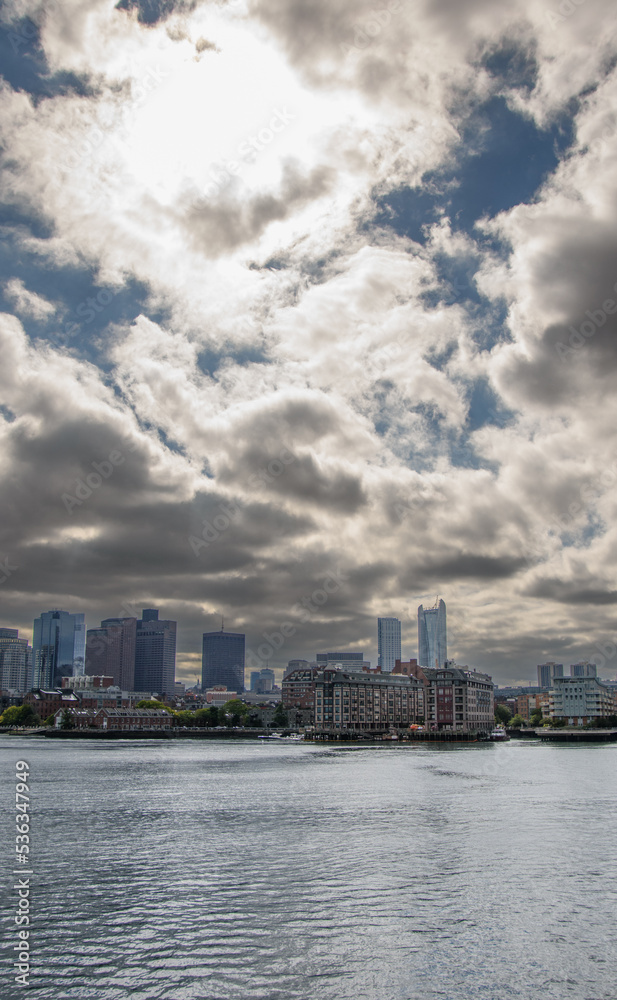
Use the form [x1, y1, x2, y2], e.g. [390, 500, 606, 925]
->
[0, 16, 98, 99]
[480, 38, 539, 93]
[374, 95, 577, 247]
[115, 0, 181, 26]
[196, 344, 271, 378]
[464, 377, 515, 432]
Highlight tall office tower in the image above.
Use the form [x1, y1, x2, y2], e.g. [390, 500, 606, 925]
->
[85, 618, 137, 690]
[537, 662, 564, 688]
[377, 618, 402, 673]
[134, 609, 177, 697]
[202, 630, 245, 692]
[0, 628, 31, 692]
[32, 610, 86, 688]
[570, 662, 597, 678]
[417, 599, 447, 669]
[250, 670, 261, 692]
[256, 668, 275, 693]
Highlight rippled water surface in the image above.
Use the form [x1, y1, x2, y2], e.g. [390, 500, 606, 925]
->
[1, 737, 616, 1000]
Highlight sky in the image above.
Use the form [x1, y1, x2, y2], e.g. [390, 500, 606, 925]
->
[1, 0, 617, 688]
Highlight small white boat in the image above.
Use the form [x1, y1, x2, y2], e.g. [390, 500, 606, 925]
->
[490, 727, 510, 741]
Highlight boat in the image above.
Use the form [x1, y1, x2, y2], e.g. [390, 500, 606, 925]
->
[258, 732, 304, 741]
[490, 727, 510, 741]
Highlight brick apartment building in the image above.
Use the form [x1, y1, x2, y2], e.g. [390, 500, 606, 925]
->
[314, 669, 422, 732]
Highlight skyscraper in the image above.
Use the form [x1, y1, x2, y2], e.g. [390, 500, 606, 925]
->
[570, 662, 597, 678]
[85, 617, 137, 690]
[32, 610, 86, 688]
[537, 662, 563, 688]
[417, 599, 447, 669]
[202, 630, 245, 692]
[377, 618, 402, 672]
[134, 609, 176, 697]
[0, 628, 32, 692]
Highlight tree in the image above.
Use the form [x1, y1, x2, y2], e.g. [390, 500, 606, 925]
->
[136, 699, 168, 711]
[43, 714, 56, 727]
[222, 699, 249, 727]
[530, 709, 544, 727]
[0, 704, 40, 727]
[272, 702, 288, 728]
[60, 708, 75, 730]
[494, 704, 512, 726]
[509, 714, 524, 729]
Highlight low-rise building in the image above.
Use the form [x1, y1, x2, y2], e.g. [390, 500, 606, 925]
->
[550, 676, 617, 725]
[53, 707, 173, 730]
[24, 689, 80, 719]
[95, 708, 172, 730]
[204, 686, 237, 706]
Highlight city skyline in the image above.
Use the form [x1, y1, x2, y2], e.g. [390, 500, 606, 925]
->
[3, 602, 617, 691]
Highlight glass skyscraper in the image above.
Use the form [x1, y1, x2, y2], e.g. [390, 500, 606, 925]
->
[202, 630, 245, 692]
[134, 609, 176, 698]
[417, 599, 447, 669]
[377, 617, 401, 672]
[32, 610, 86, 688]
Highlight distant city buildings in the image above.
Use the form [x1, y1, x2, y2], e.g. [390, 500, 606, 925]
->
[86, 617, 136, 690]
[202, 629, 245, 692]
[377, 618, 401, 673]
[417, 598, 447, 669]
[204, 685, 237, 706]
[134, 609, 177, 698]
[32, 610, 85, 688]
[537, 662, 563, 688]
[250, 668, 275, 693]
[0, 627, 31, 692]
[569, 662, 597, 678]
[315, 651, 369, 672]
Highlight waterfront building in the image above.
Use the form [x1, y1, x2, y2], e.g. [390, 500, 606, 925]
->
[417, 599, 447, 669]
[314, 669, 422, 732]
[315, 651, 369, 672]
[282, 664, 320, 712]
[422, 663, 494, 733]
[377, 618, 402, 673]
[0, 628, 31, 692]
[32, 610, 86, 688]
[135, 609, 177, 698]
[85, 617, 136, 690]
[550, 676, 617, 725]
[537, 662, 563, 688]
[202, 629, 245, 692]
[54, 707, 173, 731]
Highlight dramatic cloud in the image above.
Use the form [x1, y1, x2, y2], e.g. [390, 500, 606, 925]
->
[1, 0, 617, 685]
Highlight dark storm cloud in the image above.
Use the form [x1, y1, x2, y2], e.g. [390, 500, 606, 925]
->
[400, 553, 527, 587]
[525, 578, 617, 605]
[183, 162, 335, 258]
